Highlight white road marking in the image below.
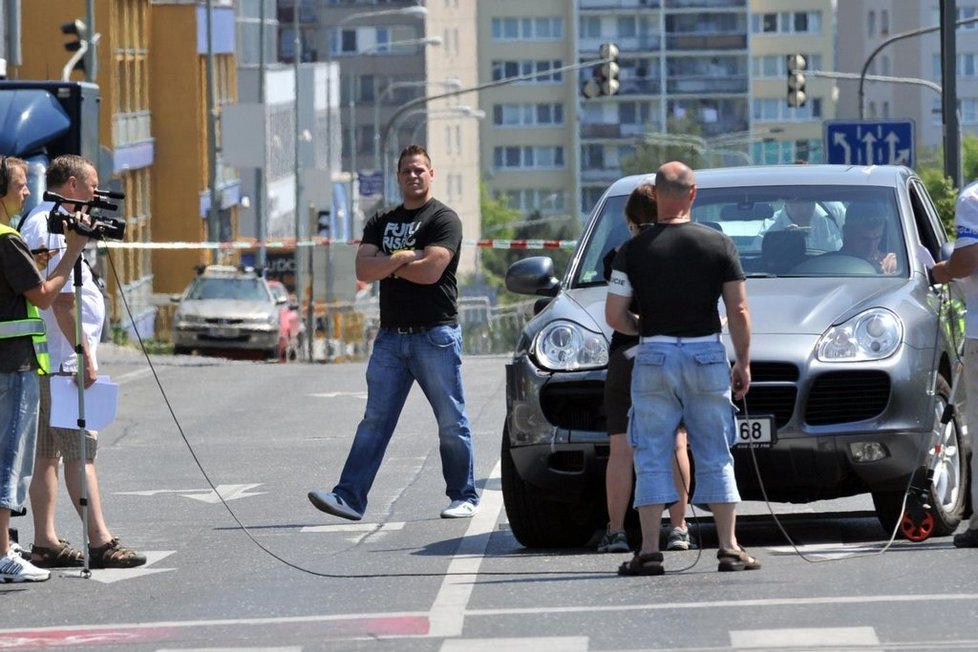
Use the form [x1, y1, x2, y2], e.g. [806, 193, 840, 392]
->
[156, 648, 301, 652]
[440, 638, 588, 652]
[730, 626, 880, 649]
[116, 484, 266, 503]
[766, 542, 891, 560]
[308, 391, 367, 399]
[427, 460, 503, 638]
[60, 551, 177, 584]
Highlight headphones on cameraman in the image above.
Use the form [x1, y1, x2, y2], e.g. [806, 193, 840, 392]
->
[0, 156, 8, 197]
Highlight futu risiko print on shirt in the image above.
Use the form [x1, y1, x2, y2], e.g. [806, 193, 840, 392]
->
[384, 221, 420, 253]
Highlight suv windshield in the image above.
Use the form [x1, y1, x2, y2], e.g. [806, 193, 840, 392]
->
[574, 185, 906, 287]
[187, 277, 272, 302]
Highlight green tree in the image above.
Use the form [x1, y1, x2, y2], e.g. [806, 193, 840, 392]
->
[461, 184, 580, 304]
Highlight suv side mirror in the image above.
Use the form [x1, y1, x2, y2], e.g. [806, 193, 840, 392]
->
[506, 256, 560, 297]
[939, 241, 955, 262]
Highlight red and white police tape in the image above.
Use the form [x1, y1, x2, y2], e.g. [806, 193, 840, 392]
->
[98, 238, 577, 251]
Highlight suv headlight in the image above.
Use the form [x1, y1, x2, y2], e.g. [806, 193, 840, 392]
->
[532, 320, 609, 371]
[816, 308, 902, 361]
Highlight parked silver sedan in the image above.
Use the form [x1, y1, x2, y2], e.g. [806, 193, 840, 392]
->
[171, 265, 283, 359]
[503, 165, 969, 548]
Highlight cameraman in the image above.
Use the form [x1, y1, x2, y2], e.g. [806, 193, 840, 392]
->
[1, 155, 90, 582]
[19, 155, 145, 569]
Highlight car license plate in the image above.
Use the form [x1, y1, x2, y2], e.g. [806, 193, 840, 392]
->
[735, 415, 776, 448]
[208, 326, 239, 338]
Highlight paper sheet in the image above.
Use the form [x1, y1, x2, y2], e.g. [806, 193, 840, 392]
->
[49, 375, 119, 431]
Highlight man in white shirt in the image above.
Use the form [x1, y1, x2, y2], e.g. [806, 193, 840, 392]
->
[19, 154, 145, 569]
[757, 198, 843, 252]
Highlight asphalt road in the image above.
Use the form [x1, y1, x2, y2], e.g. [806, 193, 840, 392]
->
[2, 347, 977, 651]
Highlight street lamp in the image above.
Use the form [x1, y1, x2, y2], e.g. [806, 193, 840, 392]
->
[373, 78, 462, 170]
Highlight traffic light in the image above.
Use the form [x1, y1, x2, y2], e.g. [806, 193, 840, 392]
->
[61, 19, 88, 73]
[582, 42, 620, 98]
[786, 53, 807, 108]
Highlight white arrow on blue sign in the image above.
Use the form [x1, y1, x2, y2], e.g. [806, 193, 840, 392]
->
[824, 119, 915, 167]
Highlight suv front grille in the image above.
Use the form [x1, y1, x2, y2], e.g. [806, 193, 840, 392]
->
[805, 370, 891, 425]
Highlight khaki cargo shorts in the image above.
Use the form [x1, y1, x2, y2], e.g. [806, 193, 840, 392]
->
[37, 375, 98, 462]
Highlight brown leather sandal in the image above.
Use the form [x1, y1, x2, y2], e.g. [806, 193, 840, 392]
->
[88, 538, 147, 569]
[717, 546, 761, 572]
[30, 539, 84, 568]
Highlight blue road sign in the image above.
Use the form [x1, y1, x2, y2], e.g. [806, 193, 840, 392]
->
[824, 119, 915, 167]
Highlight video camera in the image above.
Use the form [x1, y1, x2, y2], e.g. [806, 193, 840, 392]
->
[42, 190, 126, 241]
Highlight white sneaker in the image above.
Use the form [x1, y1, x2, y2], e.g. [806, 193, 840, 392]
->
[440, 500, 479, 519]
[307, 490, 363, 521]
[8, 541, 28, 560]
[0, 549, 50, 582]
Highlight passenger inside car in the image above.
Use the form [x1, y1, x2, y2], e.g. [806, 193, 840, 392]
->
[755, 197, 843, 252]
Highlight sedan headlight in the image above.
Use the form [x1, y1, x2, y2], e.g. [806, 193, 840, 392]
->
[176, 313, 204, 325]
[532, 320, 609, 371]
[816, 308, 903, 362]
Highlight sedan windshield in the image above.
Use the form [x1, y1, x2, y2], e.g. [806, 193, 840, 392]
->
[574, 185, 907, 286]
[187, 277, 272, 302]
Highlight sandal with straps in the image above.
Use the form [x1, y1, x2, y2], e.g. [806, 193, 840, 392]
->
[88, 538, 147, 569]
[617, 551, 664, 576]
[30, 539, 84, 568]
[717, 546, 761, 572]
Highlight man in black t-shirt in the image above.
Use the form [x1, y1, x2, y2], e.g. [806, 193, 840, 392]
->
[309, 145, 479, 521]
[606, 161, 759, 576]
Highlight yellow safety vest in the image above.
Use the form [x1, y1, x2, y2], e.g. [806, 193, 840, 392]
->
[0, 223, 50, 374]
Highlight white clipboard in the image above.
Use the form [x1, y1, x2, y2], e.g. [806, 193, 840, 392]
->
[49, 376, 119, 431]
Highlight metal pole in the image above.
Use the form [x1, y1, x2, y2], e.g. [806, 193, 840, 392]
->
[255, 0, 266, 274]
[205, 0, 220, 263]
[348, 72, 356, 219]
[292, 0, 305, 357]
[84, 0, 96, 82]
[858, 15, 978, 119]
[941, 0, 961, 189]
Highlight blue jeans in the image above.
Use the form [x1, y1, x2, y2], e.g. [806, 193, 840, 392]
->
[332, 325, 478, 514]
[0, 371, 39, 511]
[629, 340, 740, 507]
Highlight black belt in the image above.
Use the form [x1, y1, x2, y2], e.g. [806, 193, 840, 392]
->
[384, 324, 456, 335]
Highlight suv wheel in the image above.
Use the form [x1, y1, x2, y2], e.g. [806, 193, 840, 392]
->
[872, 375, 969, 538]
[500, 426, 602, 548]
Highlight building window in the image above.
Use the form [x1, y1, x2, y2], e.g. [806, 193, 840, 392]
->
[493, 146, 565, 169]
[491, 60, 563, 83]
[868, 10, 875, 37]
[492, 103, 564, 127]
[491, 17, 563, 41]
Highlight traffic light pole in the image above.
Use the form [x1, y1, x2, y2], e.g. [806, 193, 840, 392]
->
[84, 0, 96, 82]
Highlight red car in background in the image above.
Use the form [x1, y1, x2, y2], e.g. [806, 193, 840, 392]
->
[268, 280, 304, 361]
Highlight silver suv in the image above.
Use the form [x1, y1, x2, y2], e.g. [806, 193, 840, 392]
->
[503, 165, 969, 548]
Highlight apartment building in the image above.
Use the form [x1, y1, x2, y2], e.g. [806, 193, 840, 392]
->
[749, 0, 836, 164]
[837, 1, 978, 154]
[479, 1, 840, 220]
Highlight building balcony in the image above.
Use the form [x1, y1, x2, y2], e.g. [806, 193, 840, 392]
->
[664, 0, 745, 8]
[580, 0, 661, 10]
[665, 33, 747, 50]
[666, 75, 748, 94]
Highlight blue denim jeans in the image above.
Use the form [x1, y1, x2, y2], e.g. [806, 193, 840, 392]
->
[629, 340, 740, 507]
[0, 371, 39, 511]
[332, 325, 478, 514]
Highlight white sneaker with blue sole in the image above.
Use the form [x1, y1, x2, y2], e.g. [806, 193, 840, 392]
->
[308, 490, 363, 521]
